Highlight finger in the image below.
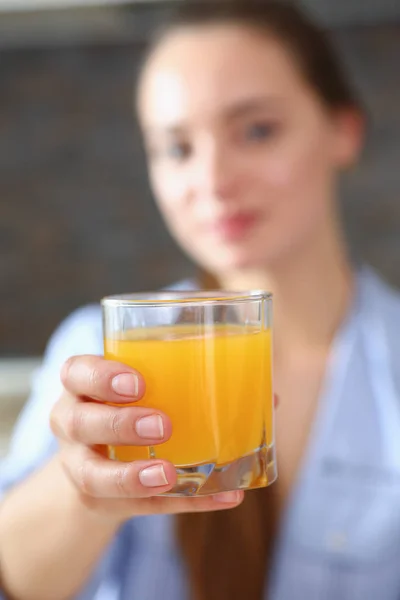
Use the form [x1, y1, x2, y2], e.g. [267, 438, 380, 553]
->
[136, 490, 245, 514]
[274, 393, 279, 408]
[61, 355, 145, 403]
[63, 446, 177, 498]
[52, 394, 172, 446]
[75, 483, 244, 519]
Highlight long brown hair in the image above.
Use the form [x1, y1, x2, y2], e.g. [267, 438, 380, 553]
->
[138, 2, 362, 599]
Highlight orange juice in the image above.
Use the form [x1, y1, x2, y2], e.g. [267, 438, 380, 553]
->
[104, 324, 272, 467]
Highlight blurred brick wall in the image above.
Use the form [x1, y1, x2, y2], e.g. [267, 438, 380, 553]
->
[0, 42, 194, 356]
[338, 24, 400, 278]
[0, 22, 399, 356]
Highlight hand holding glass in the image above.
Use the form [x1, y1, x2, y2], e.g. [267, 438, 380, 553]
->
[102, 291, 276, 496]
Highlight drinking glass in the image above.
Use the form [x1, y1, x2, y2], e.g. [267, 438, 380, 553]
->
[102, 290, 276, 496]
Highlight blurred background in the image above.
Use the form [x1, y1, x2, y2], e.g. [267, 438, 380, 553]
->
[0, 0, 399, 454]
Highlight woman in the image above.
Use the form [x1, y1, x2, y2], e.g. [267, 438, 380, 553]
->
[1, 2, 400, 599]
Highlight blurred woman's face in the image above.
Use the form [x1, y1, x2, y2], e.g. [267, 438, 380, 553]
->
[138, 25, 361, 273]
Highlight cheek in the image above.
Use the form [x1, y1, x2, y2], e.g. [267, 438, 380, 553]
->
[150, 167, 208, 261]
[260, 133, 334, 218]
[267, 137, 331, 189]
[151, 166, 184, 207]
[251, 137, 335, 255]
[150, 166, 188, 227]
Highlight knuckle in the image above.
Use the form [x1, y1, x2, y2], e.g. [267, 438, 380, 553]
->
[65, 405, 86, 441]
[50, 393, 74, 440]
[60, 356, 74, 386]
[109, 410, 124, 442]
[49, 401, 61, 437]
[109, 407, 137, 443]
[76, 490, 102, 513]
[76, 456, 95, 496]
[114, 464, 134, 497]
[88, 364, 103, 392]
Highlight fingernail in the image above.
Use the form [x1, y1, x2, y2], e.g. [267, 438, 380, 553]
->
[139, 464, 169, 488]
[214, 491, 241, 503]
[135, 415, 164, 440]
[112, 373, 139, 397]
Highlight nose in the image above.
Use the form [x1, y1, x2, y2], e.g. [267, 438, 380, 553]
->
[191, 137, 240, 201]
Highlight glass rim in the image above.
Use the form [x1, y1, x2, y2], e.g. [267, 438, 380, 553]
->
[101, 289, 272, 308]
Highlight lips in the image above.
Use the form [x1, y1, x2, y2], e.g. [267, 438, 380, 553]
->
[206, 212, 259, 241]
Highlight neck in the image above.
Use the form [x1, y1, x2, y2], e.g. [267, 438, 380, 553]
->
[215, 223, 354, 356]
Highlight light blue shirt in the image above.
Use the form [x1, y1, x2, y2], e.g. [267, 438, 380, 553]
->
[1, 268, 400, 600]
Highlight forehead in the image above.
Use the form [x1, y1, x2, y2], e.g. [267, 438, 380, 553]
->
[138, 24, 307, 128]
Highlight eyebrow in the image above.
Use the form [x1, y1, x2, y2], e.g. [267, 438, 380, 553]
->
[223, 96, 284, 120]
[144, 95, 284, 137]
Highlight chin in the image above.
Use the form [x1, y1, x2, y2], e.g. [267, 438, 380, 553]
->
[205, 248, 267, 274]
[211, 244, 294, 275]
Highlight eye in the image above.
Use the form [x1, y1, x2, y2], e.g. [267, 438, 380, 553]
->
[245, 122, 277, 142]
[166, 141, 192, 161]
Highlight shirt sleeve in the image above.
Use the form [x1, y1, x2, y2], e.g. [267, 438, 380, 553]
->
[0, 306, 111, 600]
[0, 304, 103, 497]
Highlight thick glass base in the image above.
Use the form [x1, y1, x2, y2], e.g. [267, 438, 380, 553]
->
[162, 443, 277, 497]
